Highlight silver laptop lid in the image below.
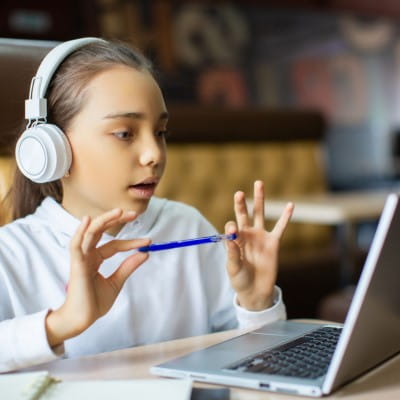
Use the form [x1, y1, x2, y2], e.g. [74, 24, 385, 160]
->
[323, 193, 400, 394]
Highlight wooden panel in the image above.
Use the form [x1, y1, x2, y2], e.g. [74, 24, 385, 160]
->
[166, 105, 326, 143]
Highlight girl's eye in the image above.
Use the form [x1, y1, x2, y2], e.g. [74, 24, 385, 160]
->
[113, 131, 132, 140]
[156, 130, 170, 139]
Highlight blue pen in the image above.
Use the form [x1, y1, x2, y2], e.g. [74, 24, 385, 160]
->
[138, 233, 237, 252]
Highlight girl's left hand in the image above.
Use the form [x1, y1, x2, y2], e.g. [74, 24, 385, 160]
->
[225, 180, 294, 311]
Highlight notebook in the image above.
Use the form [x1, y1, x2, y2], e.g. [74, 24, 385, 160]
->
[151, 193, 400, 397]
[0, 371, 192, 400]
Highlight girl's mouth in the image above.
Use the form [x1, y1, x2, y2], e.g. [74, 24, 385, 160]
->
[128, 182, 157, 199]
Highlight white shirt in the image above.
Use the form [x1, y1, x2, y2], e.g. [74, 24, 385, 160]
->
[0, 197, 286, 372]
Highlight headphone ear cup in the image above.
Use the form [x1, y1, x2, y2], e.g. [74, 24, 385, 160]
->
[15, 124, 72, 183]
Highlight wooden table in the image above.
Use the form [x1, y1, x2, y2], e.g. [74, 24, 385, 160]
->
[25, 324, 400, 400]
[261, 190, 392, 285]
[264, 190, 389, 225]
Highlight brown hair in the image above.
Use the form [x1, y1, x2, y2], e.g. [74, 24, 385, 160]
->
[12, 40, 153, 220]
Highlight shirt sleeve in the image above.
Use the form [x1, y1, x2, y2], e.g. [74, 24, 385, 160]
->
[234, 286, 287, 329]
[0, 310, 64, 373]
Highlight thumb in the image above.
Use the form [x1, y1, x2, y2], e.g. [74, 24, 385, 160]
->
[108, 252, 149, 291]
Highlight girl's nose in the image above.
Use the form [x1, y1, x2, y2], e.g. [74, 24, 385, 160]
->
[138, 134, 164, 167]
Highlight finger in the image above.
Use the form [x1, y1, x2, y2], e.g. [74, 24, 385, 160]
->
[97, 238, 151, 260]
[81, 208, 124, 253]
[70, 216, 91, 257]
[225, 220, 238, 235]
[224, 221, 241, 275]
[253, 180, 265, 229]
[103, 210, 138, 230]
[234, 190, 250, 229]
[271, 202, 295, 238]
[108, 252, 149, 291]
[225, 239, 242, 276]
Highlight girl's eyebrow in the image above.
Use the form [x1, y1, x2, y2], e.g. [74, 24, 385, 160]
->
[103, 111, 169, 120]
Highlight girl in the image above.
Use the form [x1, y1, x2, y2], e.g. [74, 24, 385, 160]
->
[0, 38, 293, 372]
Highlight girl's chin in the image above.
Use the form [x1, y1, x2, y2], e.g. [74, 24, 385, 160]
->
[124, 195, 152, 214]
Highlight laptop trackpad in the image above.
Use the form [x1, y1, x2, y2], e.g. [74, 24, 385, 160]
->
[199, 321, 322, 368]
[162, 321, 322, 370]
[254, 320, 321, 336]
[164, 333, 289, 370]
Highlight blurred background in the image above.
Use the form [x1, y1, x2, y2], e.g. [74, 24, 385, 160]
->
[1, 0, 399, 320]
[3, 0, 400, 189]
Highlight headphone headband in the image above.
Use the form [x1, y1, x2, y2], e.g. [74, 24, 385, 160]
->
[25, 37, 105, 121]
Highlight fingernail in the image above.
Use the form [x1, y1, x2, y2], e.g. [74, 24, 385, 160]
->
[234, 191, 244, 199]
[126, 210, 137, 216]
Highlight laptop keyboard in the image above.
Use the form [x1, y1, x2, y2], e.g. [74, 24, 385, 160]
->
[227, 326, 342, 379]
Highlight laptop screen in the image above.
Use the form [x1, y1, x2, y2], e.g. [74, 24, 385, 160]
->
[323, 193, 400, 393]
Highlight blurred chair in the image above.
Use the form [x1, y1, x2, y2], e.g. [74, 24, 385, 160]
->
[317, 285, 355, 323]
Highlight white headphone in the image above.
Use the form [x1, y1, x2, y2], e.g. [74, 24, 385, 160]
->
[15, 37, 105, 183]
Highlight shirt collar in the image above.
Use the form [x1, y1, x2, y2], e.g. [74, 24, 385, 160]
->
[33, 196, 167, 239]
[34, 197, 81, 237]
[115, 197, 167, 239]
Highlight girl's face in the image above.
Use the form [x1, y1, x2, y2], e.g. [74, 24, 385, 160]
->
[61, 65, 168, 221]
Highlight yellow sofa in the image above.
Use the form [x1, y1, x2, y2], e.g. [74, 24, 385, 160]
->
[157, 105, 332, 251]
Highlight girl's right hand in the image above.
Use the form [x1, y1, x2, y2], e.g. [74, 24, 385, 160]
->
[45, 208, 150, 347]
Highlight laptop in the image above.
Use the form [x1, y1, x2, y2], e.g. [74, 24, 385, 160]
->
[151, 193, 400, 396]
